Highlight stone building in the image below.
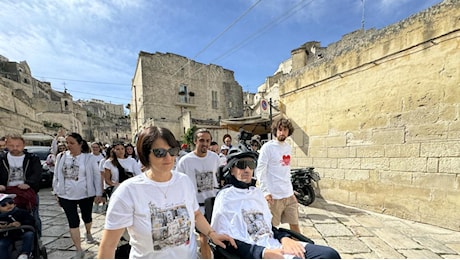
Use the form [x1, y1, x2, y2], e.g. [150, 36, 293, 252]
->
[130, 51, 243, 144]
[260, 0, 459, 230]
[0, 55, 130, 144]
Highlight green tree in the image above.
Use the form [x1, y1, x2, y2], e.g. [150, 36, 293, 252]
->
[182, 125, 196, 148]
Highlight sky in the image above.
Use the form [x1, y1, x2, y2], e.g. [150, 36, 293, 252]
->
[0, 0, 442, 107]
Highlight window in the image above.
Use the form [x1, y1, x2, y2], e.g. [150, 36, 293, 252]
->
[212, 91, 218, 109]
[179, 84, 188, 103]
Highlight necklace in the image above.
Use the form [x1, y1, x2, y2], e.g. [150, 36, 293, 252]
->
[158, 183, 170, 199]
[148, 171, 173, 199]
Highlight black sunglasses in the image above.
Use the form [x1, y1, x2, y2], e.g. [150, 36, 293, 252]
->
[234, 159, 257, 170]
[0, 200, 14, 207]
[151, 147, 180, 158]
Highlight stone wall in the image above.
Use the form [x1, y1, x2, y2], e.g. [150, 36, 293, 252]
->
[280, 0, 460, 230]
[131, 51, 243, 140]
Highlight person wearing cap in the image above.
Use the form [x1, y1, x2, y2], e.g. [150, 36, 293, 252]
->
[0, 134, 42, 237]
[218, 145, 230, 166]
[0, 193, 35, 259]
[176, 128, 221, 259]
[210, 147, 341, 259]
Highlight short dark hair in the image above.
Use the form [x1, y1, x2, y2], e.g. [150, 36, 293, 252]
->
[222, 134, 232, 142]
[272, 118, 294, 137]
[137, 126, 179, 168]
[194, 128, 212, 141]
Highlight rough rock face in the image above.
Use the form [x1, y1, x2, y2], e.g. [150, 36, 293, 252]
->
[279, 0, 460, 230]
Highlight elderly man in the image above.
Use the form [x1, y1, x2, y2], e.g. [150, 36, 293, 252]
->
[211, 146, 341, 259]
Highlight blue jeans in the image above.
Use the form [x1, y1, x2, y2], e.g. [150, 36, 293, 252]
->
[0, 231, 34, 258]
[305, 243, 341, 259]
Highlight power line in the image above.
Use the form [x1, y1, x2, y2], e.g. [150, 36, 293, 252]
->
[53, 87, 131, 102]
[191, 0, 315, 76]
[36, 75, 129, 86]
[212, 0, 315, 63]
[170, 0, 262, 79]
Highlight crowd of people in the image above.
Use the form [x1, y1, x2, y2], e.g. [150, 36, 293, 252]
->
[0, 119, 341, 259]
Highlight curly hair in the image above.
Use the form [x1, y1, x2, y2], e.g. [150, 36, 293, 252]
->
[271, 118, 294, 137]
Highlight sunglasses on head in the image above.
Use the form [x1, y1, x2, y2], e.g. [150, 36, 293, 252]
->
[234, 159, 257, 170]
[151, 147, 180, 158]
[0, 199, 14, 207]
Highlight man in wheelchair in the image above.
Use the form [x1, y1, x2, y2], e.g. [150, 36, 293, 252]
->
[210, 146, 341, 259]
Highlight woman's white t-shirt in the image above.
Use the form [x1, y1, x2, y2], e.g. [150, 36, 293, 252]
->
[103, 157, 142, 187]
[59, 151, 89, 200]
[105, 171, 199, 259]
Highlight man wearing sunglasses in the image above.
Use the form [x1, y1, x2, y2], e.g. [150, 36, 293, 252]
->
[176, 128, 220, 259]
[210, 146, 340, 259]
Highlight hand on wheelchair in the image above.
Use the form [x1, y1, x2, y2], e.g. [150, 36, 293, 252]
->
[280, 237, 306, 258]
[208, 231, 237, 250]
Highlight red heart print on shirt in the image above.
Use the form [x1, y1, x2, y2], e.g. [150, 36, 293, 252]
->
[281, 154, 290, 166]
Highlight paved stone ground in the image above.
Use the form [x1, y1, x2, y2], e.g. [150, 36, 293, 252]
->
[38, 187, 460, 259]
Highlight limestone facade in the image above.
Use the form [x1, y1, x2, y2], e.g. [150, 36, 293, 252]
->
[130, 51, 243, 144]
[267, 0, 459, 230]
[0, 57, 130, 144]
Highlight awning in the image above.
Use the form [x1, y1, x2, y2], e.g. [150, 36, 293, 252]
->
[22, 133, 54, 142]
[220, 113, 282, 135]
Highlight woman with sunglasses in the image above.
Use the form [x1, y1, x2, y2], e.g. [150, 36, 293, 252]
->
[97, 126, 236, 259]
[210, 146, 341, 259]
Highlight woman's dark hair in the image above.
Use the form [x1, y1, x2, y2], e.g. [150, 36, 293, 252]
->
[271, 118, 294, 137]
[110, 142, 130, 182]
[125, 143, 138, 160]
[67, 132, 90, 153]
[137, 126, 179, 168]
[104, 145, 112, 160]
[222, 133, 232, 143]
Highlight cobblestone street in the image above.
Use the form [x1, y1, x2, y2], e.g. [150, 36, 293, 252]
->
[38, 187, 460, 259]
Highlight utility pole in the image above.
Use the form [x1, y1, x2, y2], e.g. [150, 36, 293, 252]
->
[269, 98, 273, 140]
[361, 0, 366, 31]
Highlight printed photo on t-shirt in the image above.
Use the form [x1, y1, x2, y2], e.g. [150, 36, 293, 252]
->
[242, 209, 270, 242]
[9, 166, 24, 183]
[194, 170, 214, 192]
[150, 202, 191, 251]
[63, 157, 79, 181]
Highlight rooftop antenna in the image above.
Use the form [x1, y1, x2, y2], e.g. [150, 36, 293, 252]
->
[361, 0, 366, 31]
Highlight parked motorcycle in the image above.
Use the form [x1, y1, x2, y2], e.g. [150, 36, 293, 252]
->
[291, 167, 321, 206]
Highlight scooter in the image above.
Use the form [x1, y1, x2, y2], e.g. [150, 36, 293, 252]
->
[291, 167, 321, 206]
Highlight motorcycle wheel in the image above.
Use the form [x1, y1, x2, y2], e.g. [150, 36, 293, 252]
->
[294, 185, 316, 206]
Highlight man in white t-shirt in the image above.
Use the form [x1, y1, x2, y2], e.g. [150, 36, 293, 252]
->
[176, 128, 220, 259]
[255, 118, 301, 233]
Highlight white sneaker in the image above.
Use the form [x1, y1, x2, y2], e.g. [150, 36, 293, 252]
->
[92, 204, 99, 213]
[86, 233, 97, 244]
[74, 250, 85, 259]
[18, 254, 29, 259]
